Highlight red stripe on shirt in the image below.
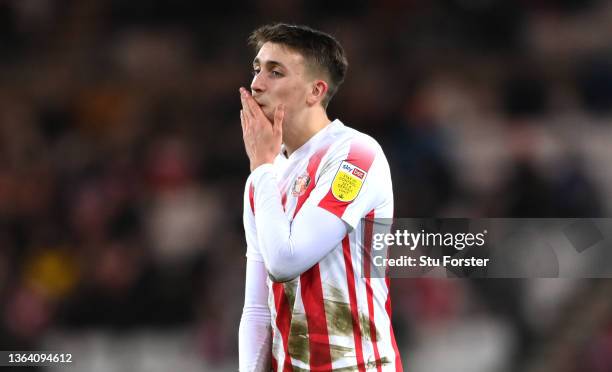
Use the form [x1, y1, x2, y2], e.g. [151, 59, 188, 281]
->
[294, 144, 333, 370]
[300, 264, 332, 370]
[318, 140, 376, 218]
[289, 144, 333, 370]
[385, 277, 403, 372]
[249, 183, 255, 214]
[363, 209, 383, 372]
[342, 235, 367, 372]
[292, 143, 332, 218]
[272, 282, 294, 372]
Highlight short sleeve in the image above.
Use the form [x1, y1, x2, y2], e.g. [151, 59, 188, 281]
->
[304, 137, 390, 229]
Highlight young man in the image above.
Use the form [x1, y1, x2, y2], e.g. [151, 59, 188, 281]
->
[239, 23, 403, 372]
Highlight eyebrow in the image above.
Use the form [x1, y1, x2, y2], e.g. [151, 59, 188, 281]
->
[252, 58, 285, 70]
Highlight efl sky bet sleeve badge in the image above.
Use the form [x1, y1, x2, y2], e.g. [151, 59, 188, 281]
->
[331, 161, 367, 202]
[291, 173, 311, 197]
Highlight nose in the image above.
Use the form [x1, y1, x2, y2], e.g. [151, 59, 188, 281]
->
[250, 72, 265, 95]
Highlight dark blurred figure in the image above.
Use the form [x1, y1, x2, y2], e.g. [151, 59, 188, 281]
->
[388, 85, 457, 217]
[491, 125, 603, 218]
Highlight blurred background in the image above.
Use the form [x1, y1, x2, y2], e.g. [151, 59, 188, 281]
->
[1, 0, 612, 371]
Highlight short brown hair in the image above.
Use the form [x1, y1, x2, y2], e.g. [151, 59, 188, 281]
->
[248, 23, 348, 108]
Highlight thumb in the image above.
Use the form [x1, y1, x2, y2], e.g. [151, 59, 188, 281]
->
[273, 104, 285, 136]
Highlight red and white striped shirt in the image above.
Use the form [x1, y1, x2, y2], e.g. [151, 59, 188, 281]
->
[242, 120, 402, 371]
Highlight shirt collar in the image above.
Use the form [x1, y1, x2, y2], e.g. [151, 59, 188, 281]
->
[281, 119, 343, 159]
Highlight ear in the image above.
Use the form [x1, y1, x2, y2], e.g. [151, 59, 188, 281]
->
[306, 79, 329, 106]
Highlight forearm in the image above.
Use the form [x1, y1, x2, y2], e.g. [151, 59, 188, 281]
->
[239, 259, 272, 372]
[250, 165, 347, 282]
[239, 308, 271, 372]
[250, 165, 292, 280]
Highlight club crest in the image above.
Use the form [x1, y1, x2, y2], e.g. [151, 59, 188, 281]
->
[291, 174, 311, 197]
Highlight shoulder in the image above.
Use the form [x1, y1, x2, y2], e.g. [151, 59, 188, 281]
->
[326, 120, 386, 161]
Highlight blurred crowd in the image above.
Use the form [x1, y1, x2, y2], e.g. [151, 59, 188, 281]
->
[1, 0, 612, 371]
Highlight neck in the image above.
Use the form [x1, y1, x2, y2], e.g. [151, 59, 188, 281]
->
[283, 107, 331, 156]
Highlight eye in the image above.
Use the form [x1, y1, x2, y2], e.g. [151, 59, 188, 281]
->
[252, 68, 260, 76]
[270, 70, 283, 77]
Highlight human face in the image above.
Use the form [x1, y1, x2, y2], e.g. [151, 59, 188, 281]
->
[250, 42, 311, 122]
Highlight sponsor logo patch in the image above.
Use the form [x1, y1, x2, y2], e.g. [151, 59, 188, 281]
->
[331, 161, 367, 202]
[352, 168, 365, 179]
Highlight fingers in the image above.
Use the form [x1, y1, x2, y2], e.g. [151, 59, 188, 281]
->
[240, 110, 246, 135]
[273, 104, 284, 137]
[239, 89, 255, 122]
[239, 87, 265, 122]
[238, 87, 282, 169]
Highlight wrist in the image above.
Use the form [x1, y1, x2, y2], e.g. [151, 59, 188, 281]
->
[250, 159, 275, 172]
[249, 163, 276, 187]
